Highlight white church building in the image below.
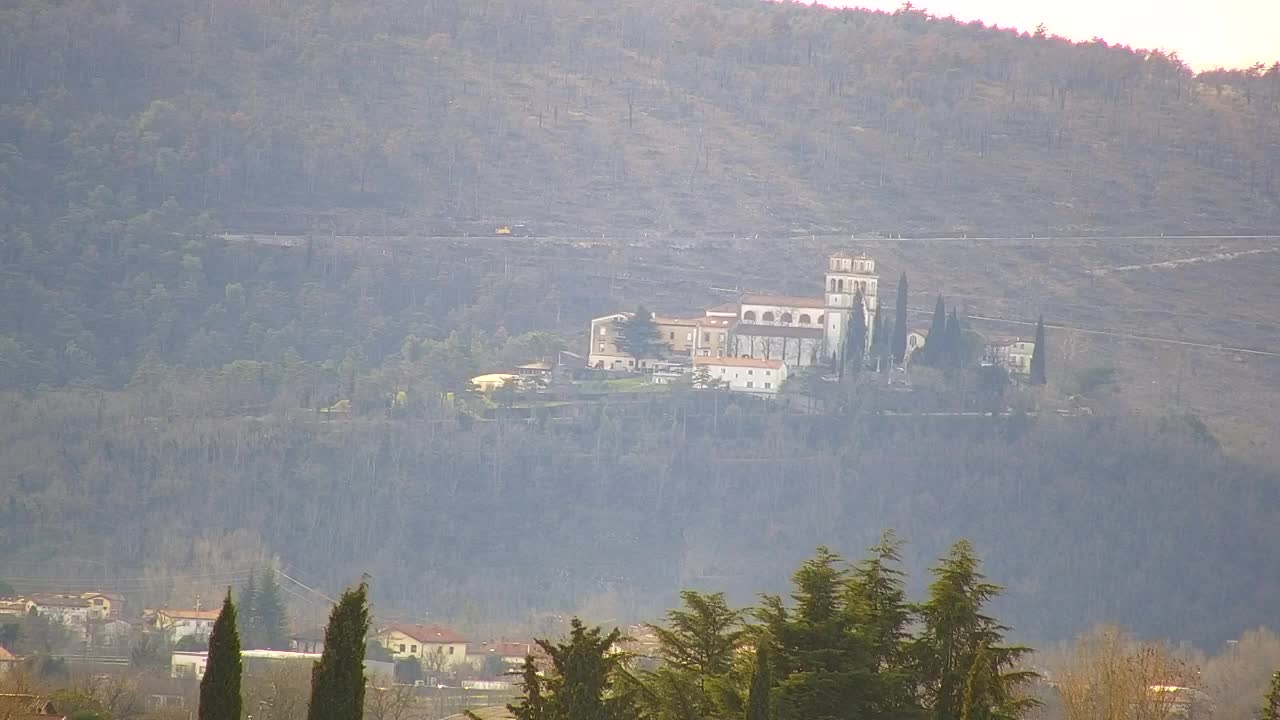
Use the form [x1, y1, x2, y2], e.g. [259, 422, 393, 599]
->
[588, 251, 879, 371]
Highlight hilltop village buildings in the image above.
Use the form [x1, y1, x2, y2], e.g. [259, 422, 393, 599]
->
[587, 250, 1035, 393]
[589, 252, 880, 386]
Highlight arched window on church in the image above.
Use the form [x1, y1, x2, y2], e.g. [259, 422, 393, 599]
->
[743, 310, 756, 322]
[762, 312, 775, 322]
[780, 312, 793, 324]
[799, 313, 811, 324]
[818, 314, 824, 325]
[829, 279, 837, 292]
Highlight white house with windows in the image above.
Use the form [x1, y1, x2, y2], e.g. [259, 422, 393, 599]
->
[374, 624, 469, 669]
[693, 357, 787, 395]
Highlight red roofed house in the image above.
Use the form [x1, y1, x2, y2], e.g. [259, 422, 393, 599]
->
[374, 624, 468, 669]
[147, 608, 221, 644]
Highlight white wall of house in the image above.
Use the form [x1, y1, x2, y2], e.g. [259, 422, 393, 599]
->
[697, 362, 787, 395]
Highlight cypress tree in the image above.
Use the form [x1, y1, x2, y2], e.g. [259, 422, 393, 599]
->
[536, 618, 636, 720]
[945, 309, 962, 369]
[198, 590, 242, 720]
[257, 569, 289, 650]
[891, 273, 909, 365]
[307, 581, 370, 720]
[745, 641, 770, 720]
[842, 289, 867, 379]
[1262, 670, 1280, 720]
[1029, 317, 1047, 386]
[919, 295, 947, 367]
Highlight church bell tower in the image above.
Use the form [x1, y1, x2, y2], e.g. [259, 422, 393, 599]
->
[824, 252, 879, 362]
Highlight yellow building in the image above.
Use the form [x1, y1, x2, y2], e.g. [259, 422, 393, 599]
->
[375, 624, 469, 669]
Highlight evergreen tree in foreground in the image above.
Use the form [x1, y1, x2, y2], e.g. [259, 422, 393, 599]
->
[308, 581, 370, 720]
[915, 541, 1037, 720]
[1261, 670, 1280, 720]
[509, 655, 547, 720]
[892, 273, 909, 365]
[745, 641, 770, 720]
[1029, 317, 1047, 386]
[198, 590, 242, 720]
[944, 309, 963, 369]
[526, 618, 636, 720]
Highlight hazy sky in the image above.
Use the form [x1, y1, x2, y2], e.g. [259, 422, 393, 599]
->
[808, 0, 1280, 71]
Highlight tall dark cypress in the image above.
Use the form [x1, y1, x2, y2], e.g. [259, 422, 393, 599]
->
[842, 289, 867, 378]
[1029, 317, 1047, 386]
[891, 273, 909, 365]
[920, 295, 947, 366]
[745, 641, 771, 720]
[199, 590, 242, 720]
[308, 582, 371, 720]
[945, 309, 962, 368]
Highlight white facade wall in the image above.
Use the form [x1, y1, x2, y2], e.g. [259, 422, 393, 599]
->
[697, 362, 788, 395]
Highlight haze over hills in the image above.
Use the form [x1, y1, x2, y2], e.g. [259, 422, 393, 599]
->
[1, 0, 1278, 236]
[3, 0, 1280, 661]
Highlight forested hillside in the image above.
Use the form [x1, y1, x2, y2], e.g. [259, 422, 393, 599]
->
[2, 385, 1276, 649]
[1, 0, 1278, 241]
[3, 0, 1280, 652]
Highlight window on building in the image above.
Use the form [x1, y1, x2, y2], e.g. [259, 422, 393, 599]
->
[449, 646, 455, 655]
[410, 645, 417, 653]
[703, 332, 710, 342]
[599, 326, 607, 336]
[829, 279, 836, 291]
[817, 315, 824, 324]
[747, 369, 753, 375]
[597, 342, 605, 352]
[398, 644, 406, 653]
[799, 314, 811, 324]
[762, 312, 775, 322]
[747, 381, 754, 388]
[669, 331, 675, 340]
[743, 311, 756, 321]
[764, 382, 771, 389]
[781, 312, 793, 323]
[909, 337, 917, 347]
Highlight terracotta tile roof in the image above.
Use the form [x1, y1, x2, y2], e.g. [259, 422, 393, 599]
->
[152, 608, 221, 620]
[384, 623, 467, 645]
[28, 594, 90, 608]
[473, 641, 538, 658]
[694, 357, 784, 370]
[731, 324, 823, 339]
[706, 303, 739, 314]
[740, 294, 826, 308]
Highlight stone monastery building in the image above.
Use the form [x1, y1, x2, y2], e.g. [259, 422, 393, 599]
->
[589, 252, 878, 370]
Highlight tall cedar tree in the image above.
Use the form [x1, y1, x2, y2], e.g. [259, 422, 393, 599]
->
[616, 306, 664, 360]
[1029, 318, 1047, 385]
[307, 582, 370, 720]
[759, 547, 877, 720]
[919, 296, 948, 367]
[1262, 671, 1280, 720]
[257, 569, 289, 649]
[845, 532, 923, 720]
[637, 591, 745, 720]
[198, 590, 242, 720]
[530, 617, 636, 720]
[842, 289, 867, 378]
[944, 309, 962, 369]
[915, 541, 1037, 720]
[745, 641, 771, 720]
[891, 273, 909, 364]
[508, 655, 547, 720]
